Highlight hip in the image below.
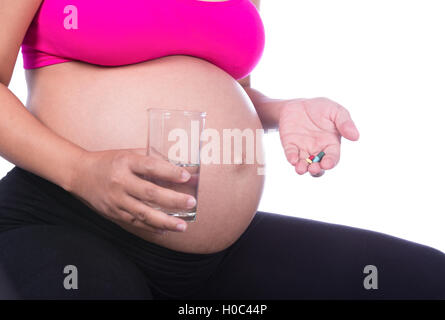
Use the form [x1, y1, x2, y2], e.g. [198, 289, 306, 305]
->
[0, 166, 226, 298]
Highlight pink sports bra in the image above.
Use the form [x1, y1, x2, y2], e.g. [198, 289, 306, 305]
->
[21, 0, 265, 80]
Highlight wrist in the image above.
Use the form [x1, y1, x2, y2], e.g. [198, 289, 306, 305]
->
[64, 148, 92, 194]
[274, 99, 296, 130]
[278, 98, 306, 120]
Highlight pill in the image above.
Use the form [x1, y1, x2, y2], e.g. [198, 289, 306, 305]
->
[309, 155, 315, 160]
[306, 158, 312, 164]
[317, 151, 326, 159]
[312, 151, 325, 163]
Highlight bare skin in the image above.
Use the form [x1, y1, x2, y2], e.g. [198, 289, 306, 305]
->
[0, 0, 266, 254]
[0, 0, 359, 254]
[26, 57, 265, 253]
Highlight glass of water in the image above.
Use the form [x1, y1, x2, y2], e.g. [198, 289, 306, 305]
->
[146, 108, 206, 222]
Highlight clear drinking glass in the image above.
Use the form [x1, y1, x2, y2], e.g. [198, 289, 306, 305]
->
[146, 108, 206, 222]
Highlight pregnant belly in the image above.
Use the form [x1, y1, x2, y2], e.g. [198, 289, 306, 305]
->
[25, 55, 265, 253]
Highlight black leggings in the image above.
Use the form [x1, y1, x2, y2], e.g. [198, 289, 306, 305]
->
[0, 166, 444, 299]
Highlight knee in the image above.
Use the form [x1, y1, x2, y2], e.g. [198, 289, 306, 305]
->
[375, 240, 445, 299]
[0, 225, 153, 299]
[410, 245, 445, 299]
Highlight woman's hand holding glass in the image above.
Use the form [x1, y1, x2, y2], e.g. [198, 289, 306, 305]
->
[69, 148, 196, 234]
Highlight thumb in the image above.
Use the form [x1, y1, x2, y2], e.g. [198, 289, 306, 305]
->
[283, 144, 299, 165]
[334, 106, 360, 141]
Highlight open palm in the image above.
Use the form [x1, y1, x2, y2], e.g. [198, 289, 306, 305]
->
[279, 97, 360, 177]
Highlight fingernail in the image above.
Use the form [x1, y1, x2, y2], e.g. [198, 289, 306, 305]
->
[187, 197, 196, 209]
[176, 223, 187, 232]
[181, 170, 191, 181]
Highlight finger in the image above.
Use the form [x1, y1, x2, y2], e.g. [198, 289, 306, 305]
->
[334, 105, 360, 141]
[295, 149, 310, 175]
[125, 174, 196, 210]
[310, 169, 325, 178]
[129, 155, 191, 183]
[308, 160, 323, 176]
[112, 209, 167, 235]
[118, 194, 188, 232]
[319, 144, 341, 170]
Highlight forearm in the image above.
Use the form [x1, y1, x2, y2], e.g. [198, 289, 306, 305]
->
[242, 86, 288, 131]
[0, 83, 87, 192]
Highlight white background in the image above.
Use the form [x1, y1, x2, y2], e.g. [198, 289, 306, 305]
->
[1, 0, 444, 252]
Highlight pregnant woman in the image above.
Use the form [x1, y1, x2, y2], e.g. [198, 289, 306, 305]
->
[0, 0, 444, 299]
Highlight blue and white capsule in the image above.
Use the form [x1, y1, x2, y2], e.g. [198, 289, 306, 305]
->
[311, 151, 325, 163]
